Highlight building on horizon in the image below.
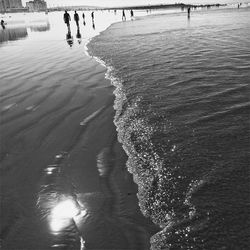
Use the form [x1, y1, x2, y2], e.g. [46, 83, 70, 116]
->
[26, 0, 47, 12]
[0, 0, 26, 12]
[0, 0, 5, 12]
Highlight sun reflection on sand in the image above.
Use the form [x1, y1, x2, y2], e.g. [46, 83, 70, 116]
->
[49, 199, 87, 232]
[51, 200, 80, 219]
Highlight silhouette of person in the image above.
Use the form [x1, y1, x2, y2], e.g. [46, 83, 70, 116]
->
[130, 9, 134, 20]
[66, 28, 73, 47]
[1, 19, 5, 29]
[91, 12, 94, 22]
[92, 21, 95, 30]
[76, 27, 81, 44]
[82, 12, 86, 25]
[64, 10, 71, 28]
[74, 11, 79, 27]
[122, 9, 126, 21]
[187, 7, 191, 18]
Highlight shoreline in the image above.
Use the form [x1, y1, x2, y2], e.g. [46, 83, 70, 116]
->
[1, 6, 249, 249]
[81, 16, 160, 250]
[0, 3, 227, 14]
[0, 10, 158, 249]
[85, 7, 250, 250]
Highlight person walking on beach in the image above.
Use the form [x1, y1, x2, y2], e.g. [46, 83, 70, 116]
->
[64, 10, 71, 28]
[82, 12, 86, 25]
[130, 9, 134, 20]
[187, 7, 191, 18]
[91, 12, 94, 22]
[122, 9, 126, 21]
[74, 11, 79, 27]
[1, 19, 5, 29]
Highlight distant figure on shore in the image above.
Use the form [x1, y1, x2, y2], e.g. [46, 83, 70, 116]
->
[187, 7, 191, 18]
[130, 9, 134, 20]
[1, 19, 6, 29]
[74, 11, 79, 27]
[63, 11, 71, 28]
[91, 12, 94, 22]
[122, 9, 126, 21]
[82, 12, 86, 25]
[92, 20, 95, 30]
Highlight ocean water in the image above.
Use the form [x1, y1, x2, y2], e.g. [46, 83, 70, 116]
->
[1, 10, 158, 250]
[88, 7, 250, 249]
[0, 6, 250, 250]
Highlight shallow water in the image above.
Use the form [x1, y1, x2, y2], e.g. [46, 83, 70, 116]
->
[0, 10, 159, 250]
[88, 7, 250, 249]
[1, 6, 250, 250]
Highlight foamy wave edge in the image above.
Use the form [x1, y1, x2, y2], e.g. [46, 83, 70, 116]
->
[85, 19, 164, 250]
[86, 38, 162, 250]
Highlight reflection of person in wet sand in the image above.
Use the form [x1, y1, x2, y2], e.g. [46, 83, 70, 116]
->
[64, 10, 71, 28]
[76, 27, 81, 44]
[122, 9, 126, 21]
[66, 28, 73, 47]
[1, 19, 6, 29]
[76, 27, 81, 39]
[74, 11, 79, 27]
[0, 27, 28, 43]
[91, 12, 95, 29]
[82, 12, 86, 25]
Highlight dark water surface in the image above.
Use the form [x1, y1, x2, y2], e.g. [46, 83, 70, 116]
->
[88, 7, 250, 249]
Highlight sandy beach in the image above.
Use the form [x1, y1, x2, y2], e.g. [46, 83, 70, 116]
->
[1, 5, 250, 250]
[0, 10, 158, 249]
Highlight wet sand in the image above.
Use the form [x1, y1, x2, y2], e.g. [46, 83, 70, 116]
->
[0, 11, 158, 250]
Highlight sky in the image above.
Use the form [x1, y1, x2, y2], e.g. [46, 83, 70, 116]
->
[22, 0, 243, 7]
